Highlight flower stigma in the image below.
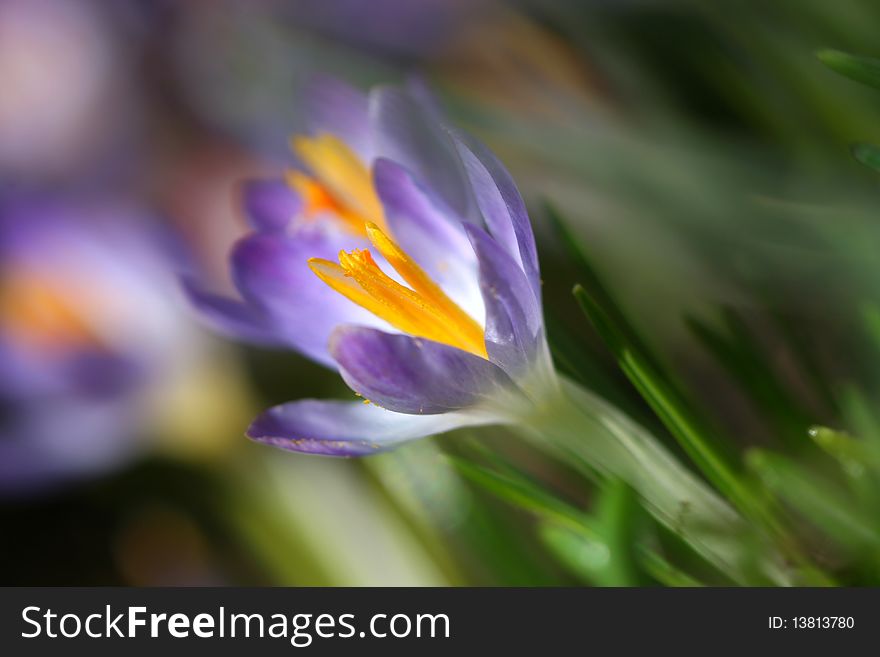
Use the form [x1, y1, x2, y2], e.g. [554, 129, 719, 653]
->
[289, 133, 386, 235]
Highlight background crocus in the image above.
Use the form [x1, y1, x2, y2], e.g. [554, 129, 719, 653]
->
[0, 198, 201, 493]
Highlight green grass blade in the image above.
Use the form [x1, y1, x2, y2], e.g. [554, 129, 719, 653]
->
[638, 550, 705, 587]
[686, 311, 813, 448]
[573, 284, 753, 514]
[545, 311, 648, 420]
[538, 523, 614, 585]
[449, 457, 599, 537]
[839, 386, 880, 445]
[809, 425, 880, 469]
[747, 449, 880, 550]
[852, 143, 880, 172]
[548, 202, 744, 496]
[548, 202, 829, 579]
[539, 480, 644, 587]
[452, 456, 710, 585]
[593, 481, 641, 586]
[818, 49, 880, 90]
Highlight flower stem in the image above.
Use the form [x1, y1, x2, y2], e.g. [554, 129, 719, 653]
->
[516, 377, 796, 585]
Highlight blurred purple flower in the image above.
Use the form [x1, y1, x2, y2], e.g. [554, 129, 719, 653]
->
[0, 0, 142, 182]
[0, 198, 192, 493]
[186, 78, 557, 456]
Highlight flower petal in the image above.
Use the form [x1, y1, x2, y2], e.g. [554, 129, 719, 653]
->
[0, 397, 144, 495]
[302, 75, 372, 160]
[369, 86, 476, 221]
[452, 131, 541, 302]
[240, 178, 300, 232]
[247, 399, 492, 457]
[181, 277, 281, 347]
[372, 157, 482, 318]
[230, 226, 386, 366]
[464, 223, 543, 379]
[330, 326, 518, 414]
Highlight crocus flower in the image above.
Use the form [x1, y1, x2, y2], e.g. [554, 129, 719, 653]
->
[185, 77, 557, 456]
[186, 77, 795, 585]
[0, 198, 196, 493]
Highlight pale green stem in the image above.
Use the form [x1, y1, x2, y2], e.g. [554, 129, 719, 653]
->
[514, 376, 793, 585]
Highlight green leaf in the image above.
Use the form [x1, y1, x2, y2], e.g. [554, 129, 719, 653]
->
[573, 284, 757, 519]
[547, 202, 828, 579]
[453, 456, 708, 585]
[543, 478, 710, 587]
[539, 523, 614, 585]
[541, 520, 711, 586]
[817, 50, 880, 171]
[818, 49, 880, 90]
[747, 449, 880, 550]
[839, 386, 880, 445]
[593, 481, 642, 586]
[851, 143, 880, 172]
[546, 311, 646, 420]
[638, 550, 704, 587]
[546, 202, 751, 511]
[808, 425, 880, 469]
[686, 309, 814, 448]
[807, 424, 880, 523]
[449, 457, 599, 537]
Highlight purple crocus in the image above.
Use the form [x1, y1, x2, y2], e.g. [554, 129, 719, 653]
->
[0, 198, 194, 493]
[185, 78, 784, 582]
[185, 77, 557, 456]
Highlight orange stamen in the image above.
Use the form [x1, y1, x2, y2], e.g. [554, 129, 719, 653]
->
[308, 226, 486, 358]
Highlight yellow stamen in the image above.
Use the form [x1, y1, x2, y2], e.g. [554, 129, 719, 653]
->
[285, 170, 369, 236]
[308, 228, 487, 358]
[286, 170, 340, 216]
[364, 223, 463, 319]
[290, 132, 385, 233]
